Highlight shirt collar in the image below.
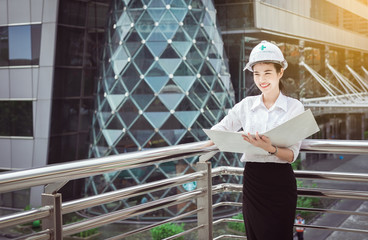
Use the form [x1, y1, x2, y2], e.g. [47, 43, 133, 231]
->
[251, 92, 288, 112]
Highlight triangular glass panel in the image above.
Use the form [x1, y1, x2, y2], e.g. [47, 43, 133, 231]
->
[196, 114, 212, 129]
[158, 12, 179, 39]
[148, 0, 165, 8]
[202, 12, 212, 26]
[145, 76, 169, 92]
[195, 28, 209, 42]
[207, 44, 220, 58]
[128, 9, 144, 23]
[135, 12, 155, 39]
[212, 79, 225, 93]
[158, 93, 185, 110]
[202, 75, 216, 88]
[130, 128, 155, 147]
[160, 45, 180, 58]
[186, 46, 203, 71]
[103, 73, 115, 91]
[106, 94, 126, 111]
[133, 45, 155, 74]
[195, 42, 208, 56]
[174, 111, 200, 128]
[146, 41, 167, 57]
[146, 62, 167, 77]
[191, 122, 208, 140]
[214, 92, 227, 105]
[97, 111, 112, 128]
[204, 25, 216, 43]
[118, 99, 139, 128]
[102, 129, 123, 146]
[147, 133, 169, 147]
[191, 9, 203, 23]
[115, 133, 138, 153]
[188, 81, 209, 108]
[171, 41, 192, 57]
[182, 14, 198, 38]
[130, 116, 154, 143]
[147, 8, 165, 22]
[200, 62, 215, 76]
[131, 80, 155, 110]
[111, 46, 130, 75]
[208, 58, 221, 73]
[110, 80, 128, 95]
[206, 95, 221, 111]
[174, 61, 195, 76]
[106, 115, 125, 129]
[160, 129, 186, 145]
[146, 97, 169, 112]
[147, 27, 167, 42]
[160, 114, 184, 129]
[172, 27, 191, 42]
[116, 11, 132, 27]
[159, 58, 181, 74]
[170, 8, 187, 22]
[175, 97, 198, 111]
[125, 30, 142, 56]
[143, 111, 171, 128]
[162, 79, 182, 93]
[172, 76, 196, 92]
[215, 43, 224, 58]
[121, 63, 140, 92]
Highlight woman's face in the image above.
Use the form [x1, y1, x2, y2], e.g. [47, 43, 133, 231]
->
[253, 62, 283, 95]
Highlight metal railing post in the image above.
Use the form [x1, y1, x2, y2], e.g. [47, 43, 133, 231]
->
[42, 193, 63, 240]
[196, 161, 213, 240]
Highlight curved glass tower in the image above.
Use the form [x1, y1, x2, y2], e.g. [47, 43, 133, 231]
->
[87, 0, 241, 219]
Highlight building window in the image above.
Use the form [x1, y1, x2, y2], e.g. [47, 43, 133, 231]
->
[0, 24, 41, 66]
[0, 101, 33, 137]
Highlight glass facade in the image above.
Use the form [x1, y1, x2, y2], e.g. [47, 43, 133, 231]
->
[86, 0, 241, 219]
[0, 24, 41, 66]
[48, 0, 110, 201]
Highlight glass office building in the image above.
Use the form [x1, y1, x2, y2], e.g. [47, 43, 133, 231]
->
[0, 0, 368, 217]
[86, 0, 241, 218]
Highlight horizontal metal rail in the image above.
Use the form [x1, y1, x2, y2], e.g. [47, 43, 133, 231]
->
[1, 139, 368, 194]
[0, 171, 205, 228]
[62, 189, 204, 237]
[1, 139, 368, 239]
[0, 141, 213, 194]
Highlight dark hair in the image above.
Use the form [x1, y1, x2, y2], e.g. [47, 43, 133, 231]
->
[272, 63, 285, 94]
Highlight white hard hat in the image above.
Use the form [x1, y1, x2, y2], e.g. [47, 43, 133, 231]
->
[243, 40, 288, 72]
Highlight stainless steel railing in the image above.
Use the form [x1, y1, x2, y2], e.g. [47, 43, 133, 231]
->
[0, 139, 368, 239]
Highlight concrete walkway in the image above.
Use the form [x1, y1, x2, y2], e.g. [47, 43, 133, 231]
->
[303, 154, 368, 240]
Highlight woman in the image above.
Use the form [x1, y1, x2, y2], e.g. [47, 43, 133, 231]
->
[210, 40, 304, 239]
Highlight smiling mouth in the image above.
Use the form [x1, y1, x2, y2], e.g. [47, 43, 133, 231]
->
[260, 83, 270, 88]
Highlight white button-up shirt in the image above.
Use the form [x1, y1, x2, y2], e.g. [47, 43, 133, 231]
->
[211, 92, 304, 163]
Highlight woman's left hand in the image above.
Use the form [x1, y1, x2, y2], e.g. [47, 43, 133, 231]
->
[242, 132, 272, 152]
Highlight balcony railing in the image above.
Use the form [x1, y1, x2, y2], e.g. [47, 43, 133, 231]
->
[0, 139, 368, 239]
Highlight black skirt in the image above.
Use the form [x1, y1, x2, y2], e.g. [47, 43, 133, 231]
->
[242, 162, 297, 240]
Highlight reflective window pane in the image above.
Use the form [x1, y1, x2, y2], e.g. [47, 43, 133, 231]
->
[55, 26, 85, 66]
[0, 101, 33, 137]
[9, 25, 32, 65]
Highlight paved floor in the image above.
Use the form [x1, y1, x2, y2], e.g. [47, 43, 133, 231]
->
[303, 154, 368, 240]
